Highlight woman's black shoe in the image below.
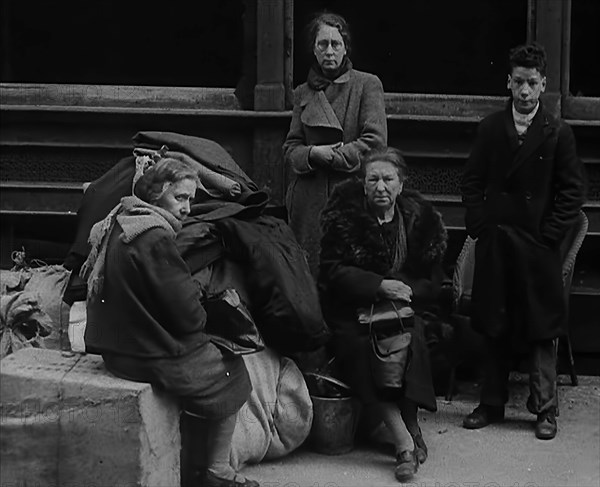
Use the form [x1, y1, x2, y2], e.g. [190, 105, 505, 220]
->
[394, 449, 418, 482]
[411, 430, 428, 464]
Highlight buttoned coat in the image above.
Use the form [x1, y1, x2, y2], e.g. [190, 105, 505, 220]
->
[462, 101, 585, 341]
[85, 217, 251, 418]
[283, 69, 387, 275]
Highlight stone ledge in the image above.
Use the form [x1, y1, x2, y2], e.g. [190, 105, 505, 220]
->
[1, 348, 180, 487]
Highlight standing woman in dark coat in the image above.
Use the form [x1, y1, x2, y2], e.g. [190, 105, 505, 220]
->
[319, 147, 447, 482]
[82, 158, 259, 487]
[283, 11, 387, 276]
[461, 44, 585, 440]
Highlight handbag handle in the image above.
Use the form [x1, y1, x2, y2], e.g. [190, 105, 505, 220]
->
[368, 300, 411, 356]
[367, 299, 407, 336]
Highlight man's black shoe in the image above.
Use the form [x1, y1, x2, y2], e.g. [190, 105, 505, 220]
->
[411, 430, 428, 464]
[535, 410, 557, 440]
[463, 404, 505, 429]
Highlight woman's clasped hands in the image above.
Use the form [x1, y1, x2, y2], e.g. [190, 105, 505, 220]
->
[309, 142, 343, 166]
[378, 279, 413, 303]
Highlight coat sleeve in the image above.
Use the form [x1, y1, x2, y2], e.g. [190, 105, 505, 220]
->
[319, 226, 384, 305]
[540, 122, 586, 244]
[330, 74, 388, 172]
[135, 231, 207, 336]
[282, 87, 315, 175]
[462, 119, 491, 238]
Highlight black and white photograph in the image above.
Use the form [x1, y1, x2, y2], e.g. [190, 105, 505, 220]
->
[1, 1, 599, 486]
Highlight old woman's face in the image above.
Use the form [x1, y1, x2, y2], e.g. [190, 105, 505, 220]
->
[313, 24, 346, 74]
[364, 160, 403, 213]
[156, 178, 197, 221]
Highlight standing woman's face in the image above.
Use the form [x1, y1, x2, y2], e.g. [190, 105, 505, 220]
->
[313, 24, 346, 74]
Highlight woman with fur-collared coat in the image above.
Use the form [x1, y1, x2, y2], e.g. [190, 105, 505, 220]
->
[283, 11, 387, 276]
[319, 148, 447, 482]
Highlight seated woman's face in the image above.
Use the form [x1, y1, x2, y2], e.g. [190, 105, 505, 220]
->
[313, 24, 346, 74]
[364, 160, 403, 212]
[156, 178, 197, 221]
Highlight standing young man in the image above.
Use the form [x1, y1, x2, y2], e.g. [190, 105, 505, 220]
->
[461, 43, 585, 439]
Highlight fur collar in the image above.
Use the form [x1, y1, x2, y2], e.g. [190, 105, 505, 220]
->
[320, 179, 447, 277]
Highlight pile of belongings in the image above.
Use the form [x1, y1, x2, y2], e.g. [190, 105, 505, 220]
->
[60, 132, 324, 466]
[63, 131, 330, 355]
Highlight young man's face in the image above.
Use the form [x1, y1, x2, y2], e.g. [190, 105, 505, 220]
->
[507, 66, 546, 114]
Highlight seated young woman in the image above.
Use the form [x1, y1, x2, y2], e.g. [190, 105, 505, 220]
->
[81, 157, 259, 487]
[319, 147, 447, 482]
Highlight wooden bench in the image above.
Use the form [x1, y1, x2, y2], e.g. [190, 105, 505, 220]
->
[1, 348, 181, 487]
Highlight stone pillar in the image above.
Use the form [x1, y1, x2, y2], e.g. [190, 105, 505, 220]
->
[254, 0, 286, 111]
[534, 0, 567, 118]
[252, 0, 293, 206]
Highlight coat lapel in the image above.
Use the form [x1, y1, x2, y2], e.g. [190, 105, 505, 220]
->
[503, 104, 520, 155]
[299, 89, 343, 132]
[506, 103, 553, 178]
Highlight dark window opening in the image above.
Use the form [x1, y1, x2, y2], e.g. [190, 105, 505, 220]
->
[0, 0, 245, 87]
[294, 0, 527, 95]
[569, 0, 600, 97]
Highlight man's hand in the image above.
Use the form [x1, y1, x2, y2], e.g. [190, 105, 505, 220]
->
[309, 143, 343, 166]
[378, 279, 413, 302]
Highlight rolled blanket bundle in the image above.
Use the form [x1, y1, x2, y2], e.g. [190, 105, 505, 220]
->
[132, 146, 242, 200]
[166, 150, 242, 200]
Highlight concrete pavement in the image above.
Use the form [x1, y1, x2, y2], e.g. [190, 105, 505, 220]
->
[242, 374, 600, 487]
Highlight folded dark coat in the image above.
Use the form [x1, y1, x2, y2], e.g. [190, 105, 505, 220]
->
[215, 215, 331, 354]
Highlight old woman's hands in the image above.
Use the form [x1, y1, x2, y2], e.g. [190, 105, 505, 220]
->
[378, 279, 413, 303]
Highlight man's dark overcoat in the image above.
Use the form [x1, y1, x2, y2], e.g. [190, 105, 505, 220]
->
[462, 101, 585, 342]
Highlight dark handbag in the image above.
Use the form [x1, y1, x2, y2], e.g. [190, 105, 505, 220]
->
[357, 300, 414, 389]
[203, 288, 265, 355]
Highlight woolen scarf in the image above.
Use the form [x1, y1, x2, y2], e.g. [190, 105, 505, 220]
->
[80, 195, 182, 300]
[307, 57, 353, 91]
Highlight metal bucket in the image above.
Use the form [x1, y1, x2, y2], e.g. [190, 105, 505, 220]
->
[304, 373, 361, 455]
